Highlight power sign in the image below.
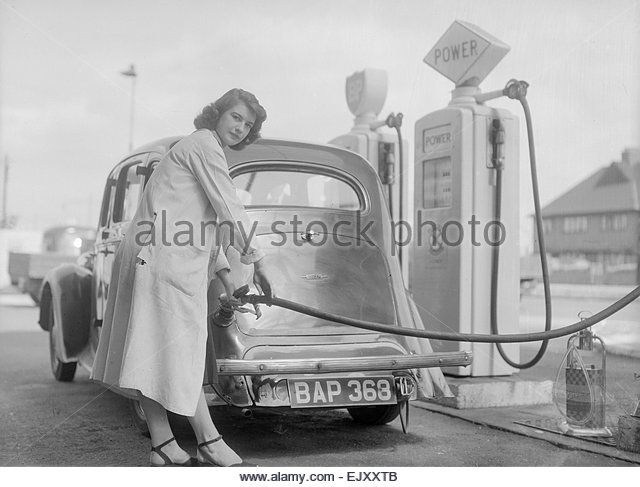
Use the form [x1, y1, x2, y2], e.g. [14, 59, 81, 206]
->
[423, 20, 510, 87]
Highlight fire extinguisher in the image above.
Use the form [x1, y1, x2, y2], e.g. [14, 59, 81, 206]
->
[553, 312, 612, 437]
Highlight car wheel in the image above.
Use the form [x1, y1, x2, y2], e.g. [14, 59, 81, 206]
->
[347, 404, 401, 425]
[129, 399, 151, 437]
[48, 304, 77, 382]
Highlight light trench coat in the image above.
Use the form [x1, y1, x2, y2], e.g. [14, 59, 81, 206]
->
[90, 129, 263, 416]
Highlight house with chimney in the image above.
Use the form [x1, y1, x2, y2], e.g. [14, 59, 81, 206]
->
[536, 148, 640, 284]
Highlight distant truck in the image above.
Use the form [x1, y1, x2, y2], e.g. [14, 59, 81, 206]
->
[8, 226, 96, 304]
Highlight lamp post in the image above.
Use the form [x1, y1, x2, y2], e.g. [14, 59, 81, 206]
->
[120, 64, 137, 151]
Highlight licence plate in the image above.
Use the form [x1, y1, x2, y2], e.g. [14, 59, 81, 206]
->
[287, 376, 397, 408]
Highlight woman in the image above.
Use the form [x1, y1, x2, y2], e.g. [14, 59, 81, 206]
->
[91, 89, 274, 467]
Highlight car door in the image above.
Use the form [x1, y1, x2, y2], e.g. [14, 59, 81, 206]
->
[92, 176, 117, 324]
[93, 154, 148, 323]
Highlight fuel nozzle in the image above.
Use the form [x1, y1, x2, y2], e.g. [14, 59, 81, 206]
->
[379, 143, 395, 185]
[490, 118, 505, 169]
[212, 284, 252, 327]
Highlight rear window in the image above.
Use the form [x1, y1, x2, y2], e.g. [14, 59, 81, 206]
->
[233, 170, 361, 210]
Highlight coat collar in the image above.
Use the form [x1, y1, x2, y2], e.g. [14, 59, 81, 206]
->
[210, 129, 224, 148]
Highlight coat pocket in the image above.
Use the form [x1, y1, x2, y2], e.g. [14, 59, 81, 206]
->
[158, 244, 209, 298]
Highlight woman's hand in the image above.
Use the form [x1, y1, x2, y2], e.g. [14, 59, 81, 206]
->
[216, 268, 260, 317]
[253, 258, 275, 303]
[216, 268, 236, 298]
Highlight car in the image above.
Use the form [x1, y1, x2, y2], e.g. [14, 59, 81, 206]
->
[38, 136, 471, 434]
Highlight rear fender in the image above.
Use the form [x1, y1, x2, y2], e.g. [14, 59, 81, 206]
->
[39, 264, 93, 360]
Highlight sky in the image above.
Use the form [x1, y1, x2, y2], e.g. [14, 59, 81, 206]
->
[0, 0, 638, 251]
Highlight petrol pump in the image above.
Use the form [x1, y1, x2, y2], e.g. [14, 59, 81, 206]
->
[329, 69, 409, 279]
[409, 21, 520, 376]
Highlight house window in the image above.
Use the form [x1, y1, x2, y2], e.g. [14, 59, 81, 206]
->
[613, 214, 628, 231]
[563, 216, 588, 234]
[542, 218, 553, 234]
[601, 214, 628, 232]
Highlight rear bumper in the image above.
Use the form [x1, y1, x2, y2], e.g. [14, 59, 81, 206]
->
[216, 351, 472, 376]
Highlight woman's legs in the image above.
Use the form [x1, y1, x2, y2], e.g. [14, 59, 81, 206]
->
[187, 388, 243, 466]
[138, 392, 192, 465]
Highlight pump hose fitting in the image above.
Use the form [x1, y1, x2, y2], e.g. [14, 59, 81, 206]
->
[504, 79, 529, 100]
[386, 112, 403, 129]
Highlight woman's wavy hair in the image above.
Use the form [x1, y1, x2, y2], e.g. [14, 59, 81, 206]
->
[193, 88, 267, 150]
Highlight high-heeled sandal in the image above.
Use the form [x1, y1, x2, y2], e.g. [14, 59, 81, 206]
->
[150, 437, 198, 467]
[197, 435, 258, 467]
